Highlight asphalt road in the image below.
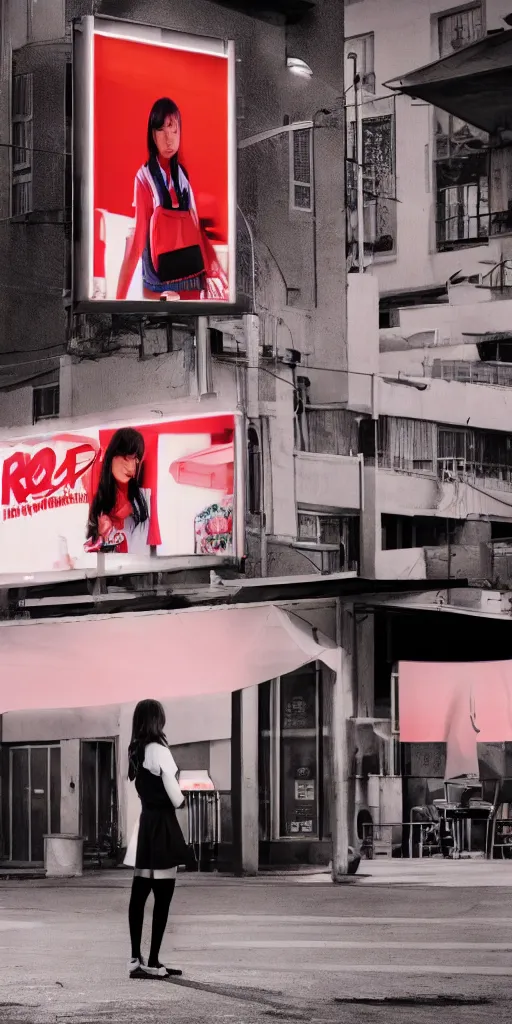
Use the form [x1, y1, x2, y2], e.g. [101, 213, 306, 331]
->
[0, 868, 511, 1024]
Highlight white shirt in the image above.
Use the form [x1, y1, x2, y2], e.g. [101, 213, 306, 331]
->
[124, 743, 185, 875]
[143, 743, 184, 809]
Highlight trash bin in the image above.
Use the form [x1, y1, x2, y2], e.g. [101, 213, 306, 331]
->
[44, 834, 84, 877]
[178, 771, 221, 872]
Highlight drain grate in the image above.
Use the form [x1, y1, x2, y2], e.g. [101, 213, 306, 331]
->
[334, 996, 491, 1007]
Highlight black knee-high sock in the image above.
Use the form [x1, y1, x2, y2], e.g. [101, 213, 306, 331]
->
[129, 877, 152, 960]
[148, 879, 176, 966]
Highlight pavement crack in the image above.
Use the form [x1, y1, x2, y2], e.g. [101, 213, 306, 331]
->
[334, 996, 493, 1007]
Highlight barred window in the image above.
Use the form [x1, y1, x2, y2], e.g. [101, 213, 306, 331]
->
[33, 384, 60, 423]
[290, 128, 313, 212]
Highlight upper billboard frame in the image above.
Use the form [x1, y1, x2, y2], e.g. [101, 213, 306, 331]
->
[73, 16, 242, 314]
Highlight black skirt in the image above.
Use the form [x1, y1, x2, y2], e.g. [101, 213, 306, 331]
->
[134, 767, 189, 871]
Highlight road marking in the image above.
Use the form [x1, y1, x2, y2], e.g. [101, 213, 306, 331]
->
[172, 915, 512, 926]
[207, 939, 512, 951]
[183, 959, 512, 977]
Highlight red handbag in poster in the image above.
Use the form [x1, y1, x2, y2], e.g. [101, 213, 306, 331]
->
[149, 205, 205, 284]
[148, 157, 205, 285]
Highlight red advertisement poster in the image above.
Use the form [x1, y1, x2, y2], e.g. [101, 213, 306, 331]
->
[0, 413, 239, 578]
[78, 20, 235, 305]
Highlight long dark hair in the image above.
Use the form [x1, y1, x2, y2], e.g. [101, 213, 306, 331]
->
[86, 427, 149, 541]
[147, 97, 189, 211]
[128, 699, 168, 781]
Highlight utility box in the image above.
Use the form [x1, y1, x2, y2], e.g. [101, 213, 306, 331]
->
[44, 834, 84, 877]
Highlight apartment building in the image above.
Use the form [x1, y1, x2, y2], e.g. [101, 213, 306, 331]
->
[0, 0, 364, 873]
[339, 0, 512, 838]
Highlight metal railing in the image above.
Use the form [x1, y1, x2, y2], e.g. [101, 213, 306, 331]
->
[430, 360, 512, 388]
[437, 458, 512, 492]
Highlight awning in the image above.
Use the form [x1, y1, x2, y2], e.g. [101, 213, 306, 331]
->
[399, 659, 512, 779]
[385, 29, 512, 134]
[0, 603, 338, 714]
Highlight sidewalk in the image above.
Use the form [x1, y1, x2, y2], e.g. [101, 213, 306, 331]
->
[2, 856, 512, 888]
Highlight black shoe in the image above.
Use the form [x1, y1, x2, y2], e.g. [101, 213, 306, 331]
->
[142, 962, 182, 978]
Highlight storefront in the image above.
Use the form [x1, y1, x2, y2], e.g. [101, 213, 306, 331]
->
[0, 578, 460, 873]
[259, 663, 333, 865]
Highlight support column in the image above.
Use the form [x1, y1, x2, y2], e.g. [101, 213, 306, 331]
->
[231, 686, 259, 876]
[330, 601, 354, 882]
[196, 316, 214, 398]
[60, 739, 80, 835]
[355, 613, 375, 719]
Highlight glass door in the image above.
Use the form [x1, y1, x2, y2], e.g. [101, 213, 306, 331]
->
[80, 740, 117, 856]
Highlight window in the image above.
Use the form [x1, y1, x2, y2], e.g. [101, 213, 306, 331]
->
[434, 113, 489, 249]
[33, 384, 60, 423]
[438, 4, 484, 57]
[368, 417, 436, 474]
[297, 511, 360, 572]
[12, 72, 33, 216]
[346, 115, 396, 261]
[289, 127, 313, 212]
[344, 33, 375, 95]
[434, 6, 488, 250]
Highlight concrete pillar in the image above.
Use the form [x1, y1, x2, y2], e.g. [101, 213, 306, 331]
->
[360, 461, 380, 579]
[60, 739, 80, 835]
[331, 601, 354, 881]
[355, 613, 374, 718]
[59, 355, 73, 418]
[244, 314, 260, 419]
[231, 686, 259, 876]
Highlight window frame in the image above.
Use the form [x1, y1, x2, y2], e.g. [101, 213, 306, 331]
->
[11, 72, 33, 217]
[32, 383, 60, 424]
[436, 2, 485, 59]
[289, 126, 314, 214]
[344, 31, 376, 95]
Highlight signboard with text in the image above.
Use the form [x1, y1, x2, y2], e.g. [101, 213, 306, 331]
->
[0, 412, 242, 581]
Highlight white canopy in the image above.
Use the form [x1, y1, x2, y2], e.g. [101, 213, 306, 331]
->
[0, 603, 338, 714]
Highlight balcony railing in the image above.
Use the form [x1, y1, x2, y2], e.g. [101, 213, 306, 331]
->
[437, 458, 512, 492]
[436, 209, 489, 251]
[430, 360, 512, 387]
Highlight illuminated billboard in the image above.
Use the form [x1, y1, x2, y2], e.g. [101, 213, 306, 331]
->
[73, 17, 236, 309]
[0, 412, 243, 581]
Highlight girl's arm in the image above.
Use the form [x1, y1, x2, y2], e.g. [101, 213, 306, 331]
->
[116, 179, 152, 300]
[159, 746, 186, 809]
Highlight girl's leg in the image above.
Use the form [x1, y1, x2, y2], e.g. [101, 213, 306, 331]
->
[148, 879, 176, 967]
[128, 876, 152, 960]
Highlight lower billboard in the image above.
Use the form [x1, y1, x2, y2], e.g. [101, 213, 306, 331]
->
[0, 412, 242, 579]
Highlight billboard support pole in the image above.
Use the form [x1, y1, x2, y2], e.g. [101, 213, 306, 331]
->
[196, 317, 214, 398]
[331, 600, 351, 881]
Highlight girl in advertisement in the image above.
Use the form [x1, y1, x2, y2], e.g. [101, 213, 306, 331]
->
[116, 97, 228, 302]
[84, 428, 150, 555]
[125, 699, 188, 978]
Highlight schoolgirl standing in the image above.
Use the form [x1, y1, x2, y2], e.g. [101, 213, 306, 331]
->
[124, 699, 189, 978]
[116, 96, 228, 302]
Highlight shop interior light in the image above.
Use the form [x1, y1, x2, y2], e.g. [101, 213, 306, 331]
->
[287, 57, 313, 78]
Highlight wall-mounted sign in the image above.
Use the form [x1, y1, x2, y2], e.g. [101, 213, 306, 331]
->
[0, 411, 243, 581]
